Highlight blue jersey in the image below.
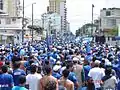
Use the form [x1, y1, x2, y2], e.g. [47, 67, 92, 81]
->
[52, 72, 61, 79]
[84, 65, 91, 81]
[117, 81, 120, 90]
[12, 86, 27, 90]
[13, 69, 26, 86]
[85, 55, 92, 62]
[68, 72, 78, 90]
[20, 49, 25, 56]
[68, 72, 77, 84]
[0, 73, 14, 90]
[112, 65, 120, 79]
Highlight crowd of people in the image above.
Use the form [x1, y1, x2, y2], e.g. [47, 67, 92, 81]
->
[0, 41, 119, 90]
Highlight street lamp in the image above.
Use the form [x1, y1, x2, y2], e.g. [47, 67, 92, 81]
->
[22, 0, 25, 42]
[22, 0, 36, 43]
[91, 4, 94, 36]
[32, 2, 36, 42]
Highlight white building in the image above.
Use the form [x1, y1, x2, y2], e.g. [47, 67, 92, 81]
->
[0, 0, 23, 44]
[60, 0, 67, 32]
[41, 12, 61, 37]
[66, 21, 70, 31]
[4, 0, 21, 17]
[0, 16, 23, 44]
[100, 8, 120, 45]
[49, 0, 67, 32]
[100, 8, 120, 34]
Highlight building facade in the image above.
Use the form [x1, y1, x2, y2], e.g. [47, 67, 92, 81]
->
[66, 21, 70, 31]
[0, 0, 23, 44]
[41, 12, 61, 37]
[49, 0, 60, 14]
[60, 0, 67, 33]
[49, 0, 67, 33]
[100, 8, 120, 36]
[3, 0, 21, 17]
[99, 8, 120, 45]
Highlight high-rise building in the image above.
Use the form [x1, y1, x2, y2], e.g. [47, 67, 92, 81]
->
[49, 0, 60, 14]
[49, 0, 67, 32]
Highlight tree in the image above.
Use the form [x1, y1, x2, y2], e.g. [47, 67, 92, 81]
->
[107, 27, 118, 36]
[75, 23, 97, 37]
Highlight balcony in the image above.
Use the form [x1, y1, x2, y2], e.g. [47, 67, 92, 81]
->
[0, 23, 22, 30]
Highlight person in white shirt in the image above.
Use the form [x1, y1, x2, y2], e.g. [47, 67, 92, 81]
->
[101, 68, 117, 90]
[88, 60, 105, 90]
[26, 65, 42, 90]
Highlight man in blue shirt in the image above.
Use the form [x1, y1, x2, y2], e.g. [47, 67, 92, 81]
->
[83, 60, 91, 81]
[12, 61, 26, 86]
[20, 48, 25, 56]
[117, 80, 120, 90]
[67, 62, 79, 90]
[85, 53, 93, 63]
[52, 65, 61, 79]
[112, 60, 120, 79]
[0, 65, 14, 90]
[12, 75, 27, 90]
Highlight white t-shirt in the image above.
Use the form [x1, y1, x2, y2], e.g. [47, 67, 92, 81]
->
[26, 73, 42, 90]
[100, 68, 105, 73]
[102, 76, 117, 90]
[88, 67, 105, 88]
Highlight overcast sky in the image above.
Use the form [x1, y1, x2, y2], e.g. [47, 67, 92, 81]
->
[21, 0, 120, 34]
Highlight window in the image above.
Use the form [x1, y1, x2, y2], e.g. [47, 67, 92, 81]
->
[111, 11, 114, 15]
[6, 19, 11, 24]
[0, 0, 3, 10]
[112, 19, 116, 26]
[12, 18, 16, 22]
[106, 11, 111, 16]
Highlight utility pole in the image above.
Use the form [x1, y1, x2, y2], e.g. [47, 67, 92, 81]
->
[32, 3, 34, 42]
[42, 15, 44, 30]
[22, 0, 25, 42]
[91, 4, 94, 36]
[31, 3, 36, 42]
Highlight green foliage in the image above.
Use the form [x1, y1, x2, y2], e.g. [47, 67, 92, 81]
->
[107, 27, 118, 36]
[75, 23, 96, 36]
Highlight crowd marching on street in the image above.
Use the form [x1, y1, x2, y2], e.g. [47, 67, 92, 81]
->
[0, 39, 119, 90]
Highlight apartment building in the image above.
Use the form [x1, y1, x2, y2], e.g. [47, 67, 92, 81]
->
[100, 8, 120, 35]
[0, 0, 23, 44]
[49, 0, 67, 33]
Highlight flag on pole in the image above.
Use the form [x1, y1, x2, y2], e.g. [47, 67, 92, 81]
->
[92, 4, 94, 8]
[86, 42, 91, 54]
